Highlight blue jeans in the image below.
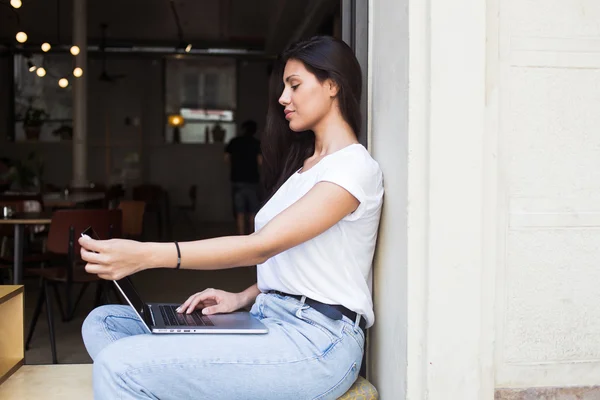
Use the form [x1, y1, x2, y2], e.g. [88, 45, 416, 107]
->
[232, 182, 260, 214]
[82, 293, 365, 399]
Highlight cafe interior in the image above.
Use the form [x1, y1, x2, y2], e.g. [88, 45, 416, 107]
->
[0, 0, 343, 367]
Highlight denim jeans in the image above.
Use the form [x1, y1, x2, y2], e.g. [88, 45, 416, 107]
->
[81, 293, 365, 400]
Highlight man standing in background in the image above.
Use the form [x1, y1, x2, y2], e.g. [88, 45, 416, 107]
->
[224, 120, 262, 235]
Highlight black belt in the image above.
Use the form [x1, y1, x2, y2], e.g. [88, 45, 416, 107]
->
[267, 291, 367, 331]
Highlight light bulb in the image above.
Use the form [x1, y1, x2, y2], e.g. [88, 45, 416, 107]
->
[70, 45, 80, 56]
[28, 65, 36, 72]
[10, 0, 22, 9]
[36, 67, 46, 77]
[58, 78, 69, 88]
[185, 44, 192, 53]
[41, 42, 51, 52]
[73, 67, 83, 77]
[16, 32, 27, 43]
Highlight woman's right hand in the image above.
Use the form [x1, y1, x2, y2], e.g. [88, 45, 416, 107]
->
[177, 288, 244, 315]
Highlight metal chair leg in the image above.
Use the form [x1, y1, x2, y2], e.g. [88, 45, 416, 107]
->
[51, 284, 67, 322]
[25, 282, 46, 350]
[64, 281, 73, 321]
[68, 282, 90, 320]
[44, 281, 58, 364]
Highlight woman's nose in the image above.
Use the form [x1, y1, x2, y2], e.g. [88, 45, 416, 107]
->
[279, 90, 290, 106]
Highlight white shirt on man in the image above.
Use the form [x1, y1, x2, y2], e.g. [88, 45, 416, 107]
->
[255, 143, 384, 328]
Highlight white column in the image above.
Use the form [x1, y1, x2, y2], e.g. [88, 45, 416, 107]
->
[368, 0, 409, 398]
[72, 0, 88, 187]
[370, 0, 496, 398]
[408, 0, 494, 396]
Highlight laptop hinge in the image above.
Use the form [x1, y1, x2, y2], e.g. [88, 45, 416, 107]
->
[145, 304, 156, 327]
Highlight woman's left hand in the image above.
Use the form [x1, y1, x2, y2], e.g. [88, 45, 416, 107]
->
[79, 235, 148, 280]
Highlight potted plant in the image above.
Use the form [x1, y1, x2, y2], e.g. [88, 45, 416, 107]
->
[52, 124, 73, 141]
[23, 106, 49, 140]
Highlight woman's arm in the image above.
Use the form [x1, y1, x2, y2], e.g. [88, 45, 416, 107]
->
[80, 181, 359, 280]
[151, 181, 359, 269]
[238, 283, 261, 308]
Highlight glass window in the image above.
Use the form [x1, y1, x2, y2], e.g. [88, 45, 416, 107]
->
[13, 53, 74, 142]
[164, 56, 237, 144]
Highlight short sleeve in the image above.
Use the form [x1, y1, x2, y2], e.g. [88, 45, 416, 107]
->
[317, 151, 380, 222]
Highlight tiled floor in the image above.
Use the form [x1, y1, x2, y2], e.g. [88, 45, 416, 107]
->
[23, 221, 257, 365]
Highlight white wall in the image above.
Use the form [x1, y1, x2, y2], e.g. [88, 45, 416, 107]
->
[368, 0, 409, 397]
[371, 0, 494, 397]
[494, 0, 600, 389]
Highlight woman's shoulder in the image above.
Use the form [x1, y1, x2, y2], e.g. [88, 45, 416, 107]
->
[326, 144, 382, 176]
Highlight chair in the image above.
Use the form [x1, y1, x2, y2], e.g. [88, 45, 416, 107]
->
[118, 200, 146, 239]
[25, 209, 122, 364]
[105, 184, 126, 209]
[133, 184, 170, 240]
[173, 185, 197, 236]
[338, 376, 379, 399]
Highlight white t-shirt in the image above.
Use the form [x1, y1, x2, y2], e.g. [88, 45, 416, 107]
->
[255, 143, 384, 328]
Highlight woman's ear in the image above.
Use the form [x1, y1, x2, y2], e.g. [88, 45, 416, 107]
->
[326, 79, 339, 98]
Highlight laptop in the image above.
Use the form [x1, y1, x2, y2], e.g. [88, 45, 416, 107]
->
[113, 276, 268, 334]
[81, 227, 268, 334]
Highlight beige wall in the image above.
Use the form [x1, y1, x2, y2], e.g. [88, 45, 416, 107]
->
[494, 0, 600, 389]
[371, 0, 600, 397]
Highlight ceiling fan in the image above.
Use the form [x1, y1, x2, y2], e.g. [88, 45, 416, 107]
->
[98, 23, 127, 83]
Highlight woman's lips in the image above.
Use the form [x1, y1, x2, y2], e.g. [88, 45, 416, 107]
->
[285, 111, 294, 119]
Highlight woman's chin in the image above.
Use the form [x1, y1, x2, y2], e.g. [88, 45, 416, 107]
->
[288, 121, 307, 132]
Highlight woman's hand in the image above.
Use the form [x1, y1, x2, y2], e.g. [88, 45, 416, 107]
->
[177, 288, 245, 315]
[79, 235, 148, 280]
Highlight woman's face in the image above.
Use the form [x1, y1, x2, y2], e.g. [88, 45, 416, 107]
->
[278, 59, 337, 132]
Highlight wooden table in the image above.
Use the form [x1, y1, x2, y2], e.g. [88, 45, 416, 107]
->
[0, 285, 24, 386]
[43, 192, 105, 208]
[0, 212, 53, 284]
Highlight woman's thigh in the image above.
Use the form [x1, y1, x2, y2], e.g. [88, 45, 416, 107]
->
[82, 304, 149, 360]
[92, 296, 364, 400]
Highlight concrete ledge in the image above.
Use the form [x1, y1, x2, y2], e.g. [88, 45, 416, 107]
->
[0, 364, 93, 400]
[496, 386, 600, 400]
[0, 363, 375, 399]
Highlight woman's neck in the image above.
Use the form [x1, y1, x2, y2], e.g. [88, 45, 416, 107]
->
[311, 110, 358, 157]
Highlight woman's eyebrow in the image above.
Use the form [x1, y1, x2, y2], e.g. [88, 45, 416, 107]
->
[284, 74, 299, 83]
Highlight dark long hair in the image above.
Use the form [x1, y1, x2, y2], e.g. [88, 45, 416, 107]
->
[261, 36, 362, 200]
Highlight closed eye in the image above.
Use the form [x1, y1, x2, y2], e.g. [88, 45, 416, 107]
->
[291, 84, 300, 91]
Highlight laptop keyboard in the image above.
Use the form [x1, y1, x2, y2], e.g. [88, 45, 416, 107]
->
[159, 305, 214, 327]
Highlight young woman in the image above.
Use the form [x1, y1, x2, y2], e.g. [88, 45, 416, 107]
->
[80, 35, 384, 400]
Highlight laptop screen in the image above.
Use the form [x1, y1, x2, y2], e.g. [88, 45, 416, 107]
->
[113, 277, 152, 330]
[114, 277, 146, 315]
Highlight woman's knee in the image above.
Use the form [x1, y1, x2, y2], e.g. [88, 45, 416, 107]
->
[82, 304, 134, 360]
[82, 305, 121, 336]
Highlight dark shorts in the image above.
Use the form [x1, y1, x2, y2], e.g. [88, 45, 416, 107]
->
[232, 182, 260, 214]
